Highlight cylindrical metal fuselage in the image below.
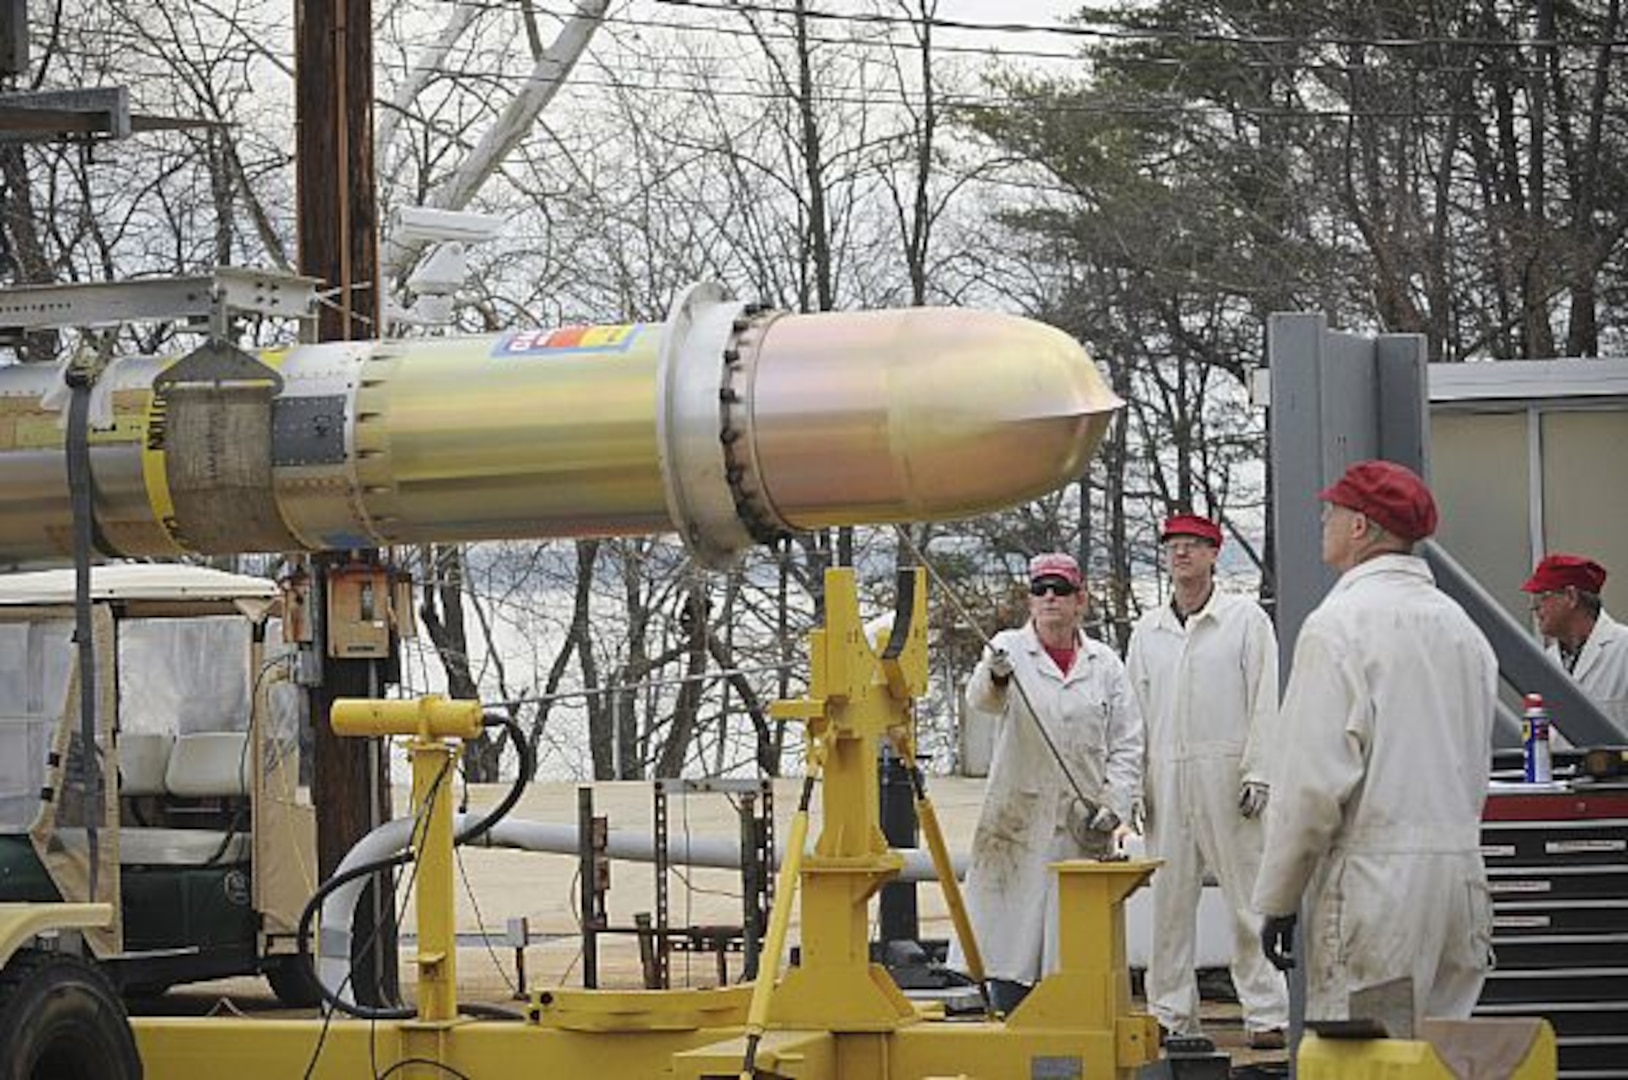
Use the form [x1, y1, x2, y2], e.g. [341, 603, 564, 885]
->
[0, 286, 1121, 566]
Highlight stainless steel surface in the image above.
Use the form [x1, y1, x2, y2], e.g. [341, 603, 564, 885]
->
[0, 286, 1121, 565]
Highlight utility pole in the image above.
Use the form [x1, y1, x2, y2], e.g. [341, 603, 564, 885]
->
[294, 0, 396, 1004]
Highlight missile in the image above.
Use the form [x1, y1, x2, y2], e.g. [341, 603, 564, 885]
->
[0, 283, 1121, 567]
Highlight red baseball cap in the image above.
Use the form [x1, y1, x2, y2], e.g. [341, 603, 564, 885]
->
[1522, 553, 1607, 595]
[1161, 514, 1223, 548]
[1319, 460, 1438, 542]
[1028, 552, 1082, 588]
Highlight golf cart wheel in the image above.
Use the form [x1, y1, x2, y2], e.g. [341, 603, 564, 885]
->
[0, 949, 142, 1080]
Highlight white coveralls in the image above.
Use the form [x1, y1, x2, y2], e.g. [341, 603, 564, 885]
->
[1548, 610, 1628, 736]
[1127, 590, 1287, 1036]
[1253, 554, 1497, 1022]
[949, 623, 1144, 984]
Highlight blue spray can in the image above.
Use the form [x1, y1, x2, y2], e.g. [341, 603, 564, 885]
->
[1523, 693, 1553, 783]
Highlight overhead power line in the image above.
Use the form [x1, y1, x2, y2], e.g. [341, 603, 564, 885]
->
[541, 5, 1613, 76]
[369, 57, 1528, 122]
[651, 0, 1628, 50]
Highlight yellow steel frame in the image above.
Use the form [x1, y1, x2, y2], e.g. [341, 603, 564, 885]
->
[128, 569, 1556, 1080]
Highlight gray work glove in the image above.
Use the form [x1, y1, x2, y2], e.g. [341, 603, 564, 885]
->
[988, 648, 1014, 681]
[1128, 799, 1147, 835]
[1063, 798, 1119, 849]
[1087, 804, 1120, 832]
[1238, 781, 1270, 819]
[1261, 913, 1298, 971]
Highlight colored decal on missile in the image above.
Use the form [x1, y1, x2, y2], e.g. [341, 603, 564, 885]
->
[492, 323, 642, 357]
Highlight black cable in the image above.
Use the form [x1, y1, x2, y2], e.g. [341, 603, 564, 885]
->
[294, 712, 533, 1022]
[300, 758, 450, 1078]
[453, 846, 518, 998]
[652, 0, 1628, 49]
[374, 1058, 476, 1080]
[65, 374, 102, 899]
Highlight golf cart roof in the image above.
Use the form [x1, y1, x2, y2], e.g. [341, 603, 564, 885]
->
[0, 564, 280, 606]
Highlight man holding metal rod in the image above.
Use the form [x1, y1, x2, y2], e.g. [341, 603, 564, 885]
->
[950, 552, 1144, 1013]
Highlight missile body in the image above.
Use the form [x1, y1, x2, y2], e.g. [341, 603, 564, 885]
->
[0, 284, 1121, 566]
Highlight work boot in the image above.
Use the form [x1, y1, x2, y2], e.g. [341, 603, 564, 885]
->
[1248, 1028, 1287, 1051]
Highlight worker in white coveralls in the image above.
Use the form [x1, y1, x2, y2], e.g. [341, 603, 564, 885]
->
[1523, 553, 1628, 735]
[1254, 460, 1497, 1022]
[949, 552, 1144, 1013]
[1127, 514, 1288, 1049]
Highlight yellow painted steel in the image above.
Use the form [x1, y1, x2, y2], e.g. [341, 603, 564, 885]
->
[330, 694, 483, 740]
[886, 723, 986, 988]
[913, 784, 985, 986]
[1298, 1023, 1556, 1080]
[327, 696, 475, 1024]
[408, 738, 461, 1024]
[739, 776, 815, 1077]
[0, 902, 113, 968]
[763, 568, 918, 1033]
[530, 984, 751, 1032]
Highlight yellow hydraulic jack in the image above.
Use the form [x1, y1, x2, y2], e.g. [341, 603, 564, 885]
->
[129, 568, 1159, 1078]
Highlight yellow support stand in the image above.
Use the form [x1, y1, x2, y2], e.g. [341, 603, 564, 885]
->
[760, 568, 921, 1034]
[331, 695, 482, 1026]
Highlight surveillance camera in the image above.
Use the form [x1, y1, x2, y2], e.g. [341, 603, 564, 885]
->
[392, 206, 507, 245]
[406, 242, 470, 295]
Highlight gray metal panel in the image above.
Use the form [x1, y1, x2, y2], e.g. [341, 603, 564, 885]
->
[272, 395, 349, 467]
[1268, 313, 1340, 661]
[1320, 326, 1380, 482]
[1377, 334, 1430, 474]
[1430, 359, 1628, 406]
[1267, 311, 1347, 1064]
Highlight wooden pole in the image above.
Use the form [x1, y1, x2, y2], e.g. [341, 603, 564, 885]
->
[294, 0, 395, 1004]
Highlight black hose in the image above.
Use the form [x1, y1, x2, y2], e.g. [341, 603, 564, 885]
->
[293, 712, 532, 1021]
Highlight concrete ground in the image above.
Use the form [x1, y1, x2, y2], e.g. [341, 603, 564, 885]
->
[132, 776, 1288, 1069]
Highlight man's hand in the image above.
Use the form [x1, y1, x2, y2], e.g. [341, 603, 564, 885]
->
[1261, 913, 1298, 971]
[1128, 799, 1147, 835]
[988, 648, 1014, 681]
[1238, 781, 1270, 819]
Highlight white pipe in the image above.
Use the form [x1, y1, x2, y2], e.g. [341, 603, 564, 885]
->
[315, 813, 968, 1010]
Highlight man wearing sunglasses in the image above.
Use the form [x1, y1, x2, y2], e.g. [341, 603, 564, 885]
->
[1522, 553, 1627, 737]
[949, 551, 1144, 1013]
[1127, 514, 1287, 1049]
[1254, 460, 1497, 1026]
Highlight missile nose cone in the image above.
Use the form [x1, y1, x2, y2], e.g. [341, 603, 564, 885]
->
[743, 308, 1122, 531]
